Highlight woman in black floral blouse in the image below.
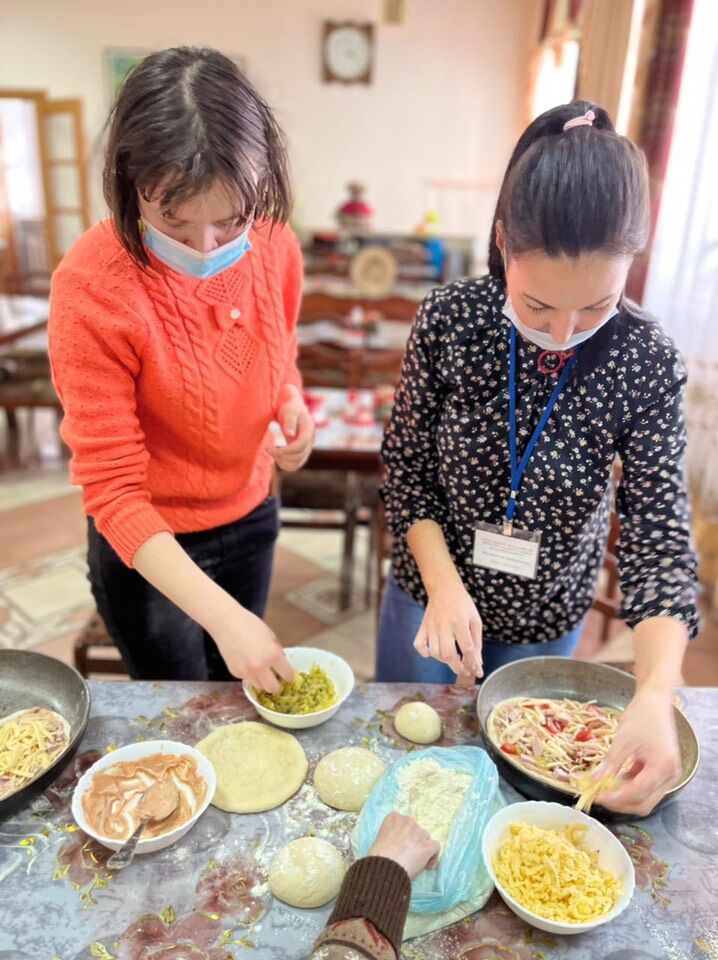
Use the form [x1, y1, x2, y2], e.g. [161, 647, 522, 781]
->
[378, 101, 698, 817]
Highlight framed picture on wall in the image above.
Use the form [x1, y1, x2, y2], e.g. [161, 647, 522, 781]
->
[104, 48, 151, 103]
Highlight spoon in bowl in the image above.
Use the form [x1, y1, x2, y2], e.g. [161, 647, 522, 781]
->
[106, 779, 179, 870]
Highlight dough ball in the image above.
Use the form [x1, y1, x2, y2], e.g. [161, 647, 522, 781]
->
[314, 747, 386, 811]
[269, 837, 346, 908]
[395, 701, 442, 744]
[196, 721, 307, 813]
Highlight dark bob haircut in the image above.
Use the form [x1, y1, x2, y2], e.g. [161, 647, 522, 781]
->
[103, 46, 291, 266]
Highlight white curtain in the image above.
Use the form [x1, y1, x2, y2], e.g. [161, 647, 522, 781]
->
[643, 0, 718, 520]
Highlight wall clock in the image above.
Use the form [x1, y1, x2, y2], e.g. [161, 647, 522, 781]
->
[322, 21, 374, 85]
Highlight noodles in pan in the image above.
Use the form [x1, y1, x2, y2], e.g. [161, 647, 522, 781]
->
[487, 697, 621, 795]
[0, 707, 70, 800]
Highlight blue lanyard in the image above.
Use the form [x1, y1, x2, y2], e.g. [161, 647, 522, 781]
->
[506, 324, 579, 525]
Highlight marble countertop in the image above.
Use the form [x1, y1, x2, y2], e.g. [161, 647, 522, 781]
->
[0, 681, 716, 960]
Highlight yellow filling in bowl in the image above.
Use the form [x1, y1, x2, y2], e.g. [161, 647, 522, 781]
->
[494, 821, 622, 924]
[255, 664, 338, 715]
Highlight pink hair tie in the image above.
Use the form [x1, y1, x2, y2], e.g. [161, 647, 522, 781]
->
[563, 109, 596, 131]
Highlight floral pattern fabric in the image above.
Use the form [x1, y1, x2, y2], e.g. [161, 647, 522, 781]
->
[381, 275, 699, 643]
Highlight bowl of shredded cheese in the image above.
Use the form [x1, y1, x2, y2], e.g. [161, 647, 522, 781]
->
[482, 801, 634, 934]
[243, 647, 354, 729]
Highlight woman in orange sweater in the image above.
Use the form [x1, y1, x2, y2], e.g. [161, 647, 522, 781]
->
[49, 47, 312, 689]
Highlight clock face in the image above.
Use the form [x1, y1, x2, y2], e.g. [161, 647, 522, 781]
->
[325, 26, 372, 81]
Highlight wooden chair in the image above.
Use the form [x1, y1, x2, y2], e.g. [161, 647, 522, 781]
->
[590, 510, 622, 644]
[73, 612, 127, 678]
[0, 350, 64, 460]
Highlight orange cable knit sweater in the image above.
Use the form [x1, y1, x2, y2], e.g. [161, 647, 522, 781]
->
[49, 219, 303, 566]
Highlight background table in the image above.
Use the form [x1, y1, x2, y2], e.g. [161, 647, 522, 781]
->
[0, 294, 48, 349]
[0, 681, 716, 959]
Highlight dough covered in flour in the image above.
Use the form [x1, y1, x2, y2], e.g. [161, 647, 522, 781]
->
[269, 837, 346, 908]
[314, 746, 386, 811]
[196, 721, 307, 813]
[395, 701, 442, 744]
[395, 758, 472, 854]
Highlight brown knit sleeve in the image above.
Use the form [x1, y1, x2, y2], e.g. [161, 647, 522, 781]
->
[308, 856, 411, 959]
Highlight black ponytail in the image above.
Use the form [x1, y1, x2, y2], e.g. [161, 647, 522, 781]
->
[488, 100, 652, 374]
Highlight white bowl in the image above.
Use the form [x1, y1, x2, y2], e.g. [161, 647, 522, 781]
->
[243, 647, 355, 730]
[482, 801, 635, 935]
[71, 739, 216, 853]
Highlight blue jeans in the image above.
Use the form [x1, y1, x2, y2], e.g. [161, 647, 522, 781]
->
[376, 569, 583, 683]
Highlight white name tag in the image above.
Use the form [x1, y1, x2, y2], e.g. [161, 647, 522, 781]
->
[472, 522, 542, 579]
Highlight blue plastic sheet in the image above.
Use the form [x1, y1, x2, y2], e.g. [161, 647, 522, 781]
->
[355, 746, 504, 914]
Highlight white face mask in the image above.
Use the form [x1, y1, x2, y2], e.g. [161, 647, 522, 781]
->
[502, 294, 618, 352]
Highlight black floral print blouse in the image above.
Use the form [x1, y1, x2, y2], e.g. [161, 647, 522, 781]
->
[381, 275, 699, 644]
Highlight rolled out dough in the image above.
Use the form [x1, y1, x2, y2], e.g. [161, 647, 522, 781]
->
[196, 721, 307, 813]
[314, 746, 386, 811]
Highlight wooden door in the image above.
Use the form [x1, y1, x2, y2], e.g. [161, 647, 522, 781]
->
[0, 89, 91, 279]
[0, 119, 20, 293]
[39, 97, 91, 268]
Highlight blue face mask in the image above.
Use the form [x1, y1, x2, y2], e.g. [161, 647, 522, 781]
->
[142, 220, 252, 279]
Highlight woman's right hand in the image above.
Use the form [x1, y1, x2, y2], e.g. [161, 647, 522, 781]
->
[211, 604, 294, 694]
[368, 812, 440, 879]
[414, 572, 483, 679]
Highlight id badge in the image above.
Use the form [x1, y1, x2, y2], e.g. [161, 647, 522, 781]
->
[472, 521, 542, 579]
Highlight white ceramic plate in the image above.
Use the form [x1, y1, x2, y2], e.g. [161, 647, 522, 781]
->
[71, 739, 216, 853]
[243, 647, 355, 729]
[482, 800, 635, 934]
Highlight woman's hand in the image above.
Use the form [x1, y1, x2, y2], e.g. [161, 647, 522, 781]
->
[368, 812, 440, 879]
[210, 603, 295, 694]
[595, 688, 681, 816]
[414, 572, 483, 679]
[269, 384, 315, 472]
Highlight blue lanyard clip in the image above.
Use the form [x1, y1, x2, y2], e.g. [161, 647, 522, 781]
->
[505, 325, 579, 524]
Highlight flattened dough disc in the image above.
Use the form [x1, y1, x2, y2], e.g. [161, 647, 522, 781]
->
[197, 721, 308, 813]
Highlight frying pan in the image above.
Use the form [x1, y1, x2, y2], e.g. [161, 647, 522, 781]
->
[0, 649, 90, 818]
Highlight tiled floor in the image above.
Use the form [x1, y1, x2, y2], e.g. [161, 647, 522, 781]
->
[0, 465, 381, 679]
[1, 448, 717, 685]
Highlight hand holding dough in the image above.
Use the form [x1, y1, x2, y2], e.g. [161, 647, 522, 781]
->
[395, 701, 442, 744]
[269, 837, 346, 907]
[314, 746, 386, 811]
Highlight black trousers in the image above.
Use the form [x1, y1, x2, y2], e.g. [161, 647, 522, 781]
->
[87, 496, 279, 681]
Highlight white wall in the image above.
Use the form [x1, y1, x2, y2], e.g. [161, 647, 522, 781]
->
[0, 0, 538, 233]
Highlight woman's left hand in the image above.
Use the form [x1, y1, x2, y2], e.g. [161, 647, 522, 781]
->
[596, 688, 681, 816]
[269, 384, 315, 472]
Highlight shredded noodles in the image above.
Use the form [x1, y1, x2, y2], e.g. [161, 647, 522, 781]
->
[488, 696, 622, 793]
[494, 821, 622, 923]
[0, 707, 70, 799]
[575, 772, 620, 813]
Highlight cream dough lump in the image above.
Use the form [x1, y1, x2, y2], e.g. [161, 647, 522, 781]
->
[395, 701, 442, 744]
[196, 721, 307, 813]
[314, 746, 386, 811]
[269, 837, 346, 908]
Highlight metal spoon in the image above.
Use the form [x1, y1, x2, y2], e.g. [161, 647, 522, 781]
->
[106, 779, 179, 870]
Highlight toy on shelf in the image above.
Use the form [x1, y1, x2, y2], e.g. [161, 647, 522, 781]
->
[336, 182, 373, 233]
